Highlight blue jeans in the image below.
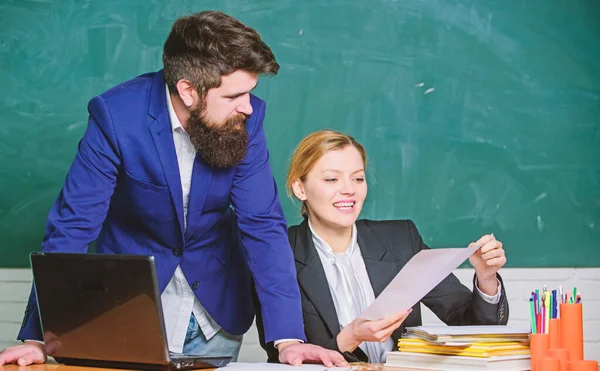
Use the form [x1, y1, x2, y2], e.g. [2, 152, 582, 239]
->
[182, 314, 243, 360]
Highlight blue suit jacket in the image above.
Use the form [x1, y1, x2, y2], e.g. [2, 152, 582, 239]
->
[18, 70, 306, 344]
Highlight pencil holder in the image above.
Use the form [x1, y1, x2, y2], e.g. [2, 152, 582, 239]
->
[567, 360, 598, 371]
[549, 318, 561, 349]
[559, 303, 583, 361]
[538, 356, 560, 371]
[548, 348, 569, 371]
[530, 333, 549, 371]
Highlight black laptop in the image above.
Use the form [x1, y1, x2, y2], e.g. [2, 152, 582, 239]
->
[30, 252, 232, 370]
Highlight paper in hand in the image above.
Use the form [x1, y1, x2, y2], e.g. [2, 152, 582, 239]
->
[359, 242, 484, 321]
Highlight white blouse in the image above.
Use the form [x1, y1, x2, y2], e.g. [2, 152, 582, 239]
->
[309, 219, 393, 363]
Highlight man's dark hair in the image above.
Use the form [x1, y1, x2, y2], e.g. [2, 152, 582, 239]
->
[163, 10, 279, 96]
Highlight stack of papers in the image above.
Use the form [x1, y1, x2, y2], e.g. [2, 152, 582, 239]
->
[385, 326, 531, 371]
[398, 338, 530, 358]
[405, 325, 531, 345]
[385, 352, 531, 371]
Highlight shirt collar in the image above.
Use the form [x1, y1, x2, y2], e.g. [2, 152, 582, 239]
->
[165, 84, 184, 132]
[308, 218, 358, 258]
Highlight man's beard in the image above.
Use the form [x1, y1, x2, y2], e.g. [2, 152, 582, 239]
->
[187, 108, 249, 169]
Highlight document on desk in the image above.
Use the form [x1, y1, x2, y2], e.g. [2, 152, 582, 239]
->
[225, 363, 333, 370]
[360, 242, 484, 321]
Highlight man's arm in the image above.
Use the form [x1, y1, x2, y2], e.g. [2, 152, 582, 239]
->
[231, 99, 305, 343]
[232, 100, 346, 367]
[7, 96, 121, 364]
[38, 95, 122, 255]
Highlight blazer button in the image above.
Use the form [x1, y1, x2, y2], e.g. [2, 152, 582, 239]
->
[192, 281, 200, 290]
[172, 249, 182, 257]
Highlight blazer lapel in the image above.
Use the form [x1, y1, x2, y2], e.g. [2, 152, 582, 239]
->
[356, 221, 398, 298]
[357, 221, 414, 345]
[294, 220, 341, 337]
[148, 70, 184, 239]
[184, 157, 212, 239]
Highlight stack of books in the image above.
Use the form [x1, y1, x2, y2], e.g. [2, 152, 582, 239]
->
[385, 325, 531, 370]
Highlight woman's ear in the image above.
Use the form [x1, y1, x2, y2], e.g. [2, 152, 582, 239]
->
[291, 179, 307, 201]
[175, 79, 198, 108]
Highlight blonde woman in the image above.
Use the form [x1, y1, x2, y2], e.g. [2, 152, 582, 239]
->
[257, 130, 508, 364]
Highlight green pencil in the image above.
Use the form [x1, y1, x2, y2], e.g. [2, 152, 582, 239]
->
[529, 298, 537, 334]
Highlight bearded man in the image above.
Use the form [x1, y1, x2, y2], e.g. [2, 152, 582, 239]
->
[0, 11, 348, 368]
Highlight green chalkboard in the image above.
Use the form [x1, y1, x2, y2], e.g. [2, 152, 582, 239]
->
[1, 0, 599, 268]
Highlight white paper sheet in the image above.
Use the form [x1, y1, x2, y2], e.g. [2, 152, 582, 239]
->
[224, 363, 349, 370]
[360, 243, 483, 321]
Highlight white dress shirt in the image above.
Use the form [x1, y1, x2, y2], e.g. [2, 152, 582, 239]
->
[309, 220, 392, 362]
[308, 219, 501, 362]
[161, 85, 221, 353]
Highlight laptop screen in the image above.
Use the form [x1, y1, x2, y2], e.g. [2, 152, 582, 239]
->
[30, 253, 171, 366]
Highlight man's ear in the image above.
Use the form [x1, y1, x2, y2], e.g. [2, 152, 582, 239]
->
[291, 179, 307, 201]
[175, 79, 198, 108]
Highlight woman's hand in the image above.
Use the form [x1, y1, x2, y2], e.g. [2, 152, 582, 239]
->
[468, 234, 507, 295]
[336, 308, 412, 352]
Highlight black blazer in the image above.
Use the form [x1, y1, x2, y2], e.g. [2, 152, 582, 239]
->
[255, 219, 509, 363]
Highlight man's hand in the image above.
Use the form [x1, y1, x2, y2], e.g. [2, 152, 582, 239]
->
[337, 309, 412, 352]
[0, 341, 47, 366]
[468, 234, 506, 295]
[277, 341, 348, 367]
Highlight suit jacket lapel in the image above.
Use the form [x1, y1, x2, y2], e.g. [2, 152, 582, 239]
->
[357, 221, 406, 346]
[294, 219, 341, 337]
[356, 221, 398, 298]
[294, 220, 401, 338]
[148, 70, 184, 239]
[185, 157, 212, 239]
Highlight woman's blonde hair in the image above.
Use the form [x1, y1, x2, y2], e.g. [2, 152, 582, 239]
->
[286, 130, 367, 218]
